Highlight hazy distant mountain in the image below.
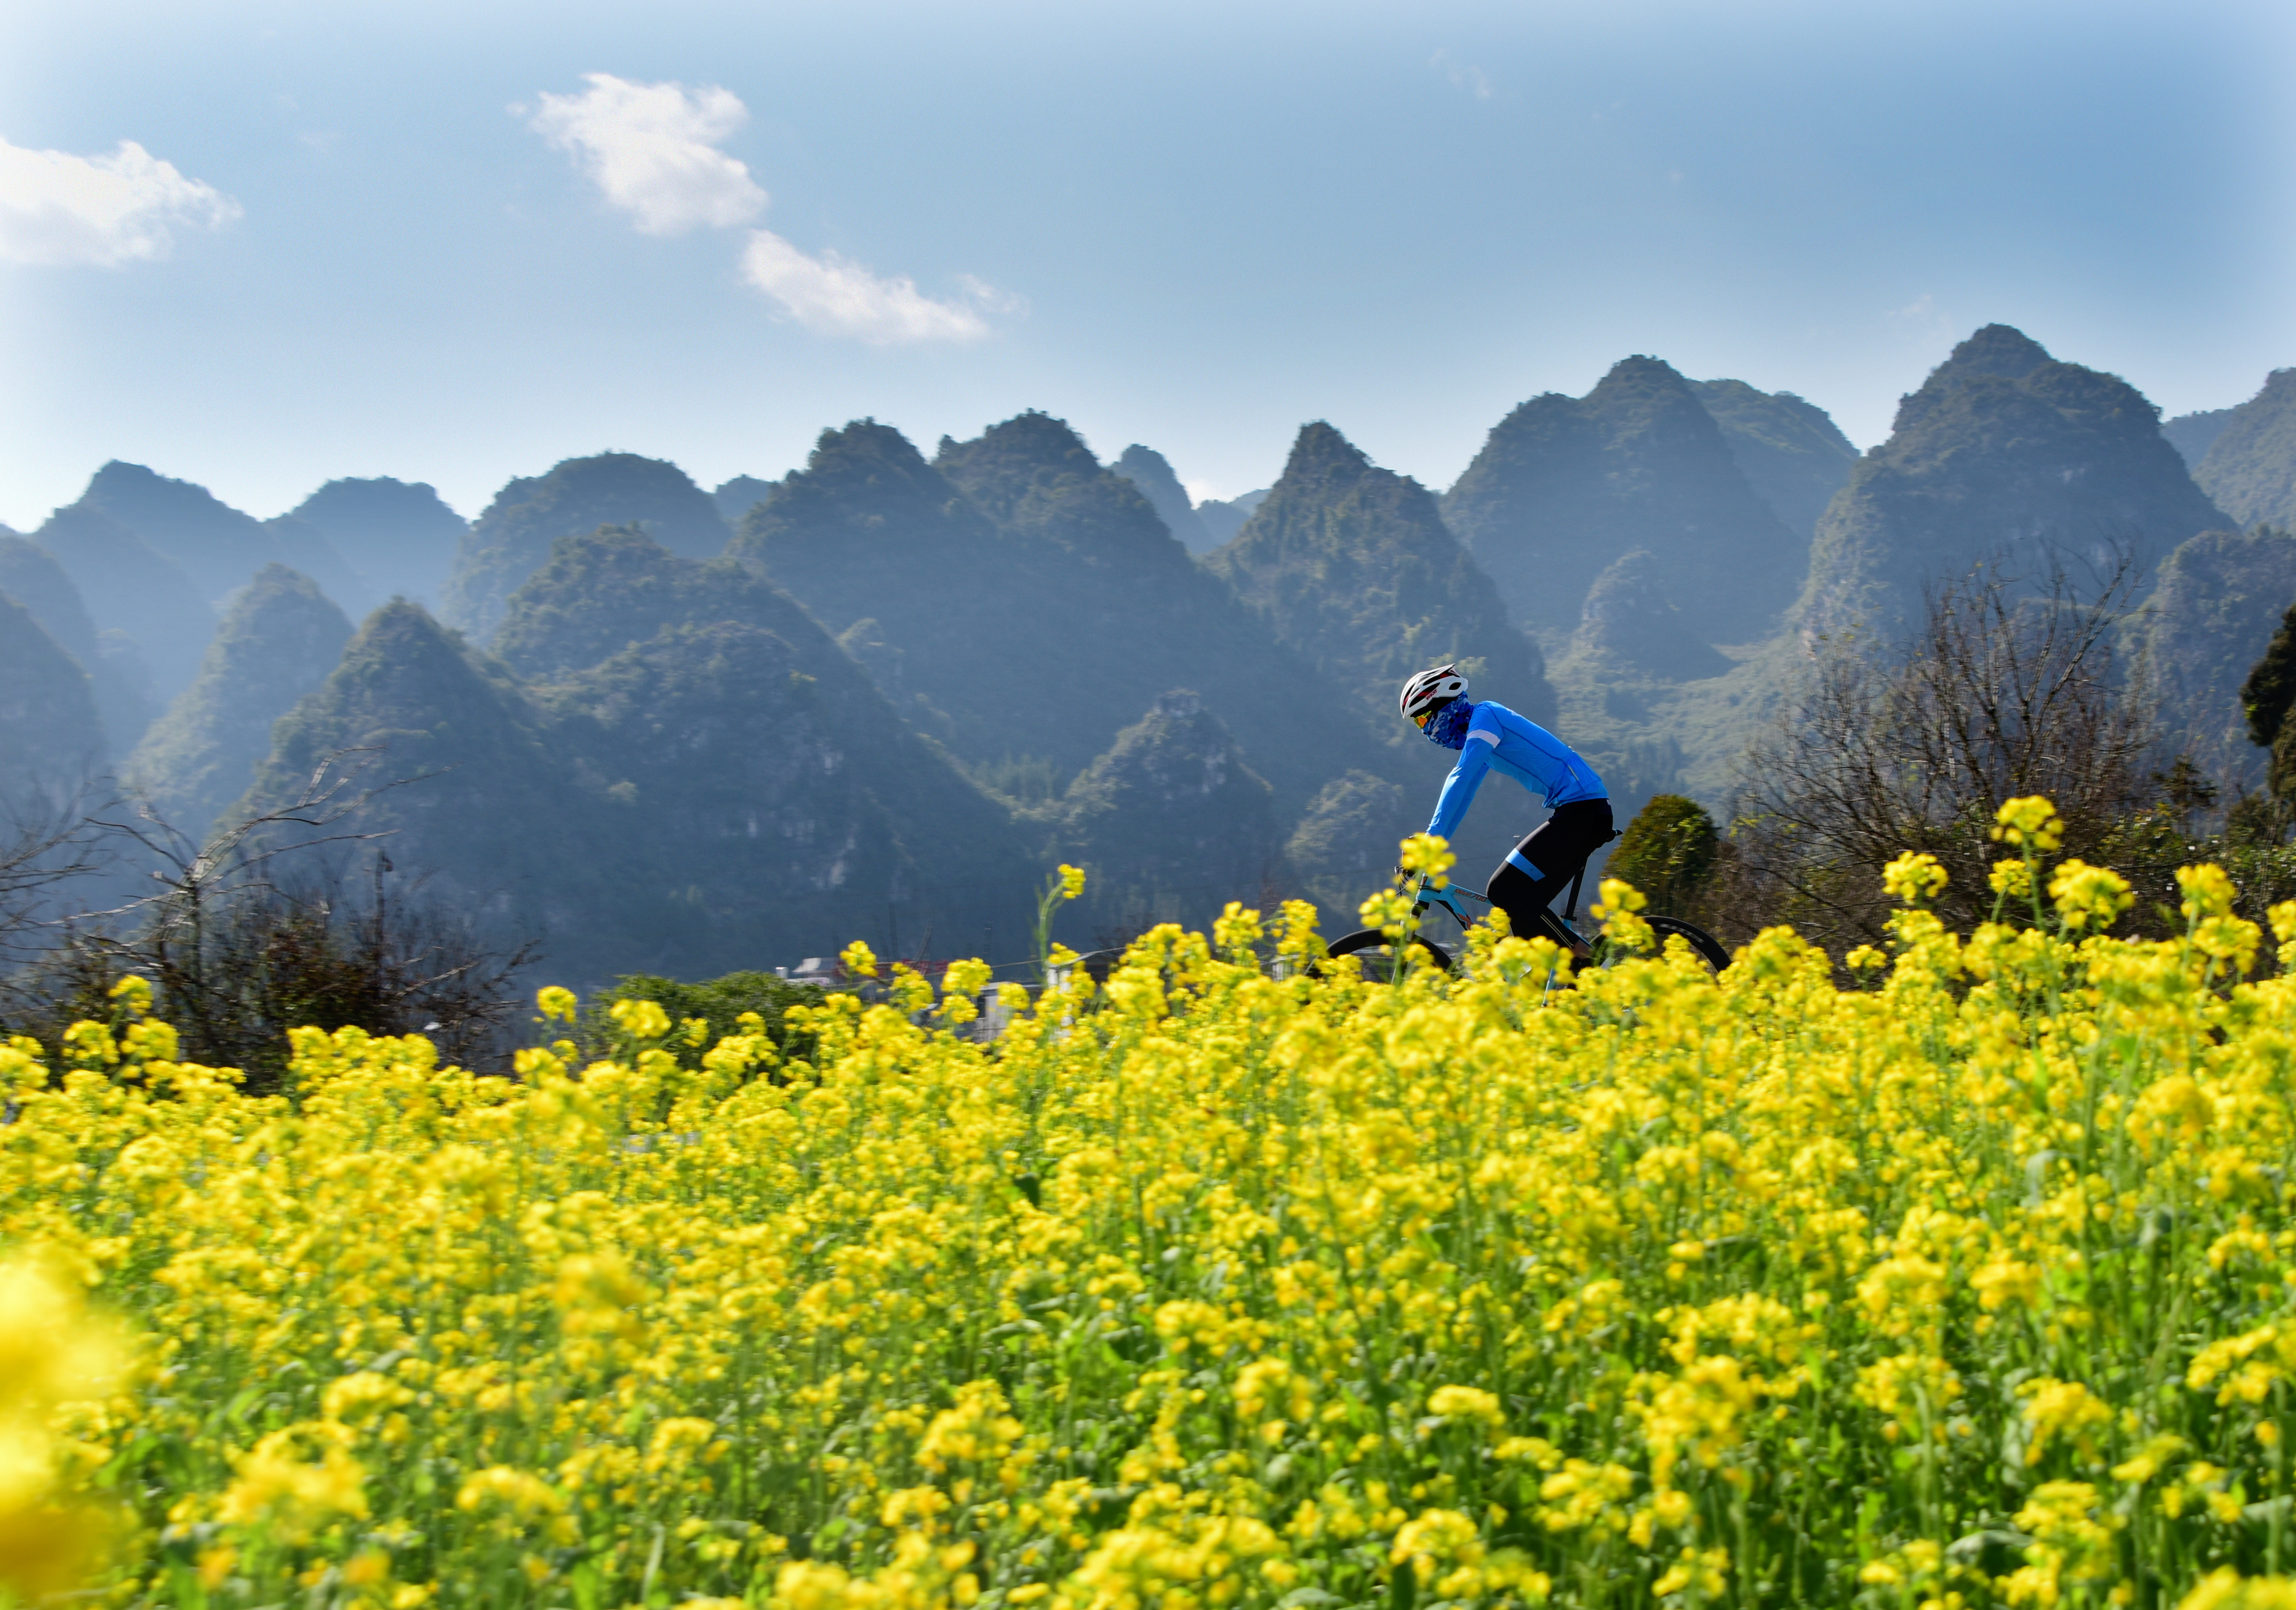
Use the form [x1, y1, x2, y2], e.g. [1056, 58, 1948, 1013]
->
[1196, 489, 1268, 546]
[291, 478, 467, 610]
[32, 504, 212, 698]
[2193, 370, 2296, 533]
[1535, 548, 1779, 834]
[735, 414, 1393, 822]
[1444, 356, 1806, 645]
[2124, 527, 2296, 793]
[128, 565, 353, 843]
[711, 475, 775, 528]
[493, 524, 834, 684]
[538, 619, 1035, 980]
[266, 515, 372, 616]
[243, 592, 1035, 983]
[1687, 379, 1860, 540]
[77, 462, 269, 602]
[1109, 446, 1214, 552]
[0, 592, 104, 801]
[732, 420, 1023, 740]
[0, 537, 101, 670]
[1284, 769, 1408, 917]
[442, 453, 731, 641]
[0, 534, 153, 754]
[1569, 549, 1732, 682]
[75, 461, 367, 617]
[1800, 325, 2233, 637]
[242, 602, 560, 916]
[1210, 421, 1553, 729]
[2166, 408, 2238, 471]
[1040, 689, 1281, 932]
[433, 520, 1038, 971]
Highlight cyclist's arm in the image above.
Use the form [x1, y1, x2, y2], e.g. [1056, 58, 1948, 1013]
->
[1427, 733, 1495, 842]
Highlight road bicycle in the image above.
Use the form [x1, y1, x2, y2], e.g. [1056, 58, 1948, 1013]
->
[1323, 846, 1729, 979]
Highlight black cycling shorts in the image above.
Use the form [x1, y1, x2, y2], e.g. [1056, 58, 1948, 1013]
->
[1485, 798, 1614, 948]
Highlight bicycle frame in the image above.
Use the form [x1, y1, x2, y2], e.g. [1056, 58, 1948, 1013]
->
[1411, 880, 1488, 932]
[1410, 844, 1605, 944]
[1372, 830, 1725, 977]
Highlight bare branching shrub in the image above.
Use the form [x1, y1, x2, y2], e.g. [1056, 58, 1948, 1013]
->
[0, 775, 112, 967]
[1722, 550, 2170, 955]
[2, 753, 535, 1088]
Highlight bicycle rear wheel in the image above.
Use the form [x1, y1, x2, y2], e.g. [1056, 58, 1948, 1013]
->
[1320, 928, 1454, 980]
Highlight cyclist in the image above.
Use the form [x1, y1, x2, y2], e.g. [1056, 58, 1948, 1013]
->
[1398, 663, 1610, 961]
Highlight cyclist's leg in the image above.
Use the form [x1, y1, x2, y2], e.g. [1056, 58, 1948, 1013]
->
[1485, 799, 1615, 952]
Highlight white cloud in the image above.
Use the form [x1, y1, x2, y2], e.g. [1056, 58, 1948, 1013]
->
[531, 75, 1013, 342]
[0, 136, 240, 266]
[1887, 292, 1955, 344]
[1431, 49, 1494, 100]
[530, 74, 767, 235]
[741, 229, 1006, 345]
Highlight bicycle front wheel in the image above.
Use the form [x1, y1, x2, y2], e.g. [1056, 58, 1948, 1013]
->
[1640, 915, 1730, 971]
[1321, 928, 1454, 981]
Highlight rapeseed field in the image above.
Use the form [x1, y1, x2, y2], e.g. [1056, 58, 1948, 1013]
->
[11, 800, 2296, 1610]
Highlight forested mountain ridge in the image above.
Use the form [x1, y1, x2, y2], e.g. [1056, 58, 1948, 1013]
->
[1212, 421, 1551, 729]
[933, 412, 1192, 575]
[442, 453, 731, 642]
[734, 414, 1397, 827]
[239, 602, 564, 920]
[1569, 550, 1733, 683]
[2166, 408, 2237, 470]
[1208, 421, 1553, 874]
[1109, 445, 1214, 552]
[1799, 324, 2232, 637]
[729, 417, 1003, 699]
[24, 321, 2296, 982]
[1030, 689, 1283, 935]
[0, 592, 105, 798]
[240, 586, 1039, 984]
[2127, 527, 2296, 792]
[1443, 356, 1809, 646]
[0, 534, 153, 754]
[127, 565, 354, 844]
[491, 525, 1036, 968]
[1686, 379, 1861, 540]
[492, 525, 832, 684]
[536, 620, 1035, 980]
[2193, 370, 2296, 533]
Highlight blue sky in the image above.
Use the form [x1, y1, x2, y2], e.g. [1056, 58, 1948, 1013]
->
[3, 0, 2289, 530]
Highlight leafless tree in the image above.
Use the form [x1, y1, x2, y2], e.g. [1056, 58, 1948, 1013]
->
[1723, 548, 2164, 955]
[0, 772, 120, 965]
[8, 750, 535, 1087]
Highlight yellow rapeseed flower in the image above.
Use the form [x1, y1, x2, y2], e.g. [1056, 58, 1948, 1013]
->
[8, 799, 2296, 1606]
[1993, 794, 2065, 851]
[1881, 851, 1949, 904]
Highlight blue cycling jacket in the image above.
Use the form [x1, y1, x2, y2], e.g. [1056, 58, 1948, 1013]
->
[1426, 701, 1606, 842]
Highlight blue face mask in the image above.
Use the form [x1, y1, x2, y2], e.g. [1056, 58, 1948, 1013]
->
[1426, 698, 1472, 750]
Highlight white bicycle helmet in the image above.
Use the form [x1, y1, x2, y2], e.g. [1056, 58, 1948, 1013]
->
[1398, 663, 1468, 725]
